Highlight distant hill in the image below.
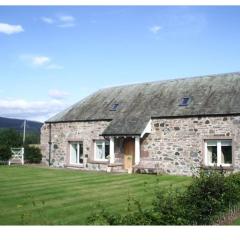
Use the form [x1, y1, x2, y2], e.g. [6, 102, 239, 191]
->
[0, 117, 43, 133]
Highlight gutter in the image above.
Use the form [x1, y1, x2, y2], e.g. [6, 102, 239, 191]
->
[151, 112, 240, 119]
[45, 119, 112, 124]
[101, 133, 141, 137]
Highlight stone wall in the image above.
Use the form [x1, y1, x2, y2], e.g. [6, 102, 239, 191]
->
[140, 116, 240, 175]
[41, 115, 240, 175]
[41, 121, 111, 168]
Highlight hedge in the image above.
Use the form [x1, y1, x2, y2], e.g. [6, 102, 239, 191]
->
[24, 146, 42, 164]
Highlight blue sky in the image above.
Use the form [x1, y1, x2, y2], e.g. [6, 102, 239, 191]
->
[1, 6, 240, 122]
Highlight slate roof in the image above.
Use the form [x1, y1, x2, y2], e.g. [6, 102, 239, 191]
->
[46, 72, 240, 135]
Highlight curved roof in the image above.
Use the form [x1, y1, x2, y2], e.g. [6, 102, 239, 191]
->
[46, 72, 240, 135]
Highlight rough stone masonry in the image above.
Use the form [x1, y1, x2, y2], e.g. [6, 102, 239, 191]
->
[41, 115, 240, 176]
[140, 116, 240, 175]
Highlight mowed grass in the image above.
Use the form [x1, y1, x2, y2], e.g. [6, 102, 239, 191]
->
[233, 218, 240, 225]
[0, 165, 191, 225]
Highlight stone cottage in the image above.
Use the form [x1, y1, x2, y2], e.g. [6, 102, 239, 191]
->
[41, 72, 240, 175]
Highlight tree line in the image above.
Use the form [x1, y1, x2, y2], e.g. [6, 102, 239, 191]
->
[0, 128, 42, 163]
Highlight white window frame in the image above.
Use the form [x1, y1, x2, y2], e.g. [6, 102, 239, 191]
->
[94, 140, 110, 161]
[69, 141, 84, 165]
[204, 139, 232, 167]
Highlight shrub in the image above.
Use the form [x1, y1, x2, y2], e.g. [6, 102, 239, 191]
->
[119, 196, 156, 225]
[87, 170, 240, 225]
[24, 146, 42, 163]
[87, 204, 121, 225]
[0, 145, 12, 162]
[223, 173, 240, 207]
[87, 198, 155, 225]
[182, 170, 226, 225]
[152, 187, 188, 225]
[87, 188, 188, 225]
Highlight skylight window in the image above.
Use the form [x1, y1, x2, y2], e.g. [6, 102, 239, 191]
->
[179, 97, 190, 106]
[110, 103, 119, 111]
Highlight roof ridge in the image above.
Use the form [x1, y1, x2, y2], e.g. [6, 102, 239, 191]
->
[99, 71, 240, 91]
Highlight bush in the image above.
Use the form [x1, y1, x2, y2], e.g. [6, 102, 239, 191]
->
[119, 197, 156, 225]
[223, 173, 240, 207]
[0, 145, 12, 162]
[87, 170, 240, 225]
[152, 187, 188, 225]
[24, 146, 42, 163]
[87, 204, 121, 225]
[182, 170, 226, 224]
[87, 198, 155, 225]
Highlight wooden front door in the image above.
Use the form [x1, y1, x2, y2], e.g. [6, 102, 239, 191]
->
[124, 138, 135, 171]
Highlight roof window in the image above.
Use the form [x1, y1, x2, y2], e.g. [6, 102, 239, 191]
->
[110, 103, 119, 111]
[179, 97, 190, 106]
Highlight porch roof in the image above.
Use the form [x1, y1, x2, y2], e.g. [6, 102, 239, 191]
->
[101, 115, 150, 136]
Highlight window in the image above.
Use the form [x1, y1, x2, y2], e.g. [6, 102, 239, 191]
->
[70, 142, 83, 165]
[94, 140, 110, 161]
[179, 97, 190, 106]
[204, 140, 232, 166]
[110, 103, 119, 111]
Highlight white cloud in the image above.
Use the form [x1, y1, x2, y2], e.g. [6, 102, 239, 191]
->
[58, 15, 75, 28]
[41, 17, 54, 24]
[0, 23, 24, 35]
[59, 15, 75, 22]
[20, 55, 63, 70]
[41, 14, 76, 28]
[48, 89, 69, 99]
[32, 56, 51, 66]
[0, 98, 67, 122]
[149, 25, 162, 34]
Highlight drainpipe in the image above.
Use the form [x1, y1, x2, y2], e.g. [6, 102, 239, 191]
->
[48, 123, 52, 166]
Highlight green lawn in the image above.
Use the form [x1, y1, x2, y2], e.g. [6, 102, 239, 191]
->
[233, 217, 240, 225]
[0, 165, 191, 225]
[232, 218, 240, 225]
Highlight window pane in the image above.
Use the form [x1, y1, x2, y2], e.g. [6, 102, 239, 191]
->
[207, 146, 217, 164]
[105, 143, 110, 159]
[71, 143, 78, 164]
[96, 143, 104, 159]
[207, 140, 217, 146]
[221, 140, 232, 146]
[179, 97, 190, 106]
[110, 103, 119, 111]
[79, 143, 83, 164]
[221, 146, 232, 164]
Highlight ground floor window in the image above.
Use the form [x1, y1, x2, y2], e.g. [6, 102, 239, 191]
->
[204, 139, 232, 167]
[94, 140, 110, 161]
[70, 142, 83, 164]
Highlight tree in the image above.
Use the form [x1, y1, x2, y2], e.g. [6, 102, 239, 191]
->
[24, 132, 40, 144]
[0, 128, 22, 147]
